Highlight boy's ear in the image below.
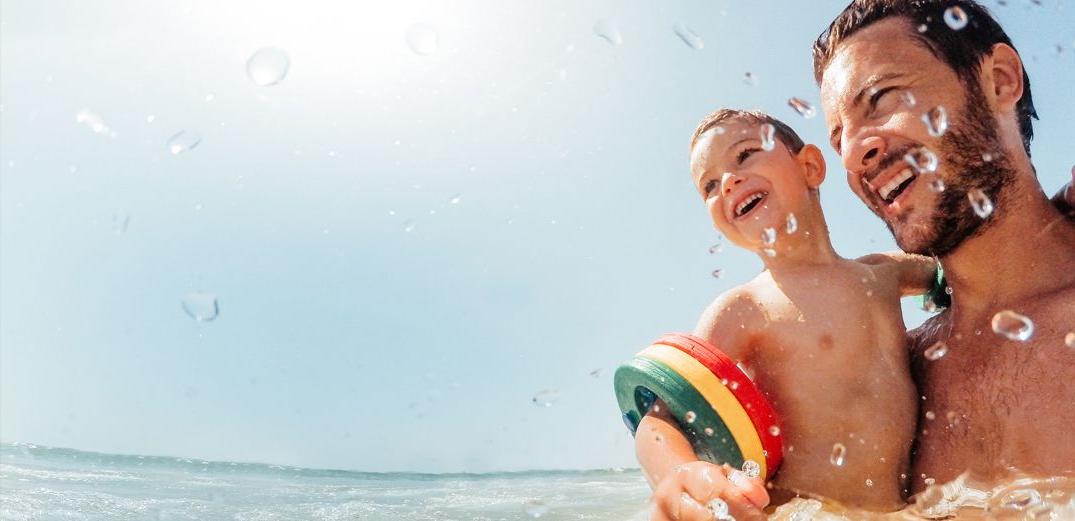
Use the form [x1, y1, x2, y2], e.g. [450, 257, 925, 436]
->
[797, 144, 826, 189]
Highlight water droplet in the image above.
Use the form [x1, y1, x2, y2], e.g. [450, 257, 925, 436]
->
[924, 341, 949, 361]
[448, 193, 462, 204]
[925, 410, 936, 420]
[991, 310, 1034, 341]
[943, 6, 969, 30]
[830, 443, 847, 466]
[704, 427, 714, 436]
[146, 115, 156, 123]
[403, 220, 416, 233]
[168, 131, 202, 155]
[708, 242, 723, 254]
[181, 292, 219, 322]
[1065, 332, 1075, 348]
[901, 91, 917, 108]
[924, 477, 936, 486]
[742, 72, 757, 86]
[866, 478, 874, 487]
[785, 213, 798, 234]
[531, 389, 559, 407]
[762, 248, 776, 258]
[111, 213, 130, 234]
[787, 97, 816, 119]
[968, 189, 994, 218]
[708, 498, 730, 520]
[406, 23, 439, 56]
[711, 269, 723, 279]
[918, 23, 929, 33]
[929, 178, 946, 193]
[982, 152, 994, 162]
[593, 20, 622, 46]
[672, 22, 703, 50]
[759, 124, 776, 151]
[760, 228, 777, 247]
[75, 109, 115, 137]
[523, 499, 550, 518]
[945, 286, 954, 295]
[922, 106, 948, 137]
[684, 411, 697, 423]
[768, 425, 781, 436]
[245, 47, 290, 86]
[904, 147, 938, 174]
[741, 460, 761, 478]
[1001, 489, 1042, 511]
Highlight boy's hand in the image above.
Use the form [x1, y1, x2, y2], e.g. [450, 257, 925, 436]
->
[649, 461, 769, 521]
[1053, 168, 1075, 218]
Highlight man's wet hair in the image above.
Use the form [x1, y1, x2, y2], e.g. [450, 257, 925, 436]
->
[689, 109, 805, 155]
[812, 0, 1037, 156]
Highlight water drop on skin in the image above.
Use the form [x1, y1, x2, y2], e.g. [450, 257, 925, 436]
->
[741, 460, 761, 479]
[991, 310, 1034, 341]
[925, 411, 936, 420]
[785, 213, 798, 234]
[708, 499, 730, 520]
[944, 6, 969, 30]
[787, 97, 816, 119]
[406, 23, 440, 55]
[924, 341, 949, 361]
[968, 189, 994, 218]
[830, 443, 847, 466]
[929, 178, 946, 193]
[904, 147, 939, 174]
[593, 20, 622, 46]
[1065, 332, 1075, 348]
[922, 106, 948, 137]
[672, 22, 703, 50]
[761, 227, 776, 246]
[759, 124, 776, 151]
[168, 131, 202, 155]
[246, 47, 290, 86]
[901, 91, 917, 108]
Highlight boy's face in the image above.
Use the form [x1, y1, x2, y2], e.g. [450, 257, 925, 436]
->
[690, 121, 818, 250]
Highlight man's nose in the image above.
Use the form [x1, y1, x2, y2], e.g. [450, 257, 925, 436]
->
[842, 134, 886, 174]
[721, 172, 743, 196]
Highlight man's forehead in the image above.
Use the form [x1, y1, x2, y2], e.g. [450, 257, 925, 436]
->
[820, 18, 926, 104]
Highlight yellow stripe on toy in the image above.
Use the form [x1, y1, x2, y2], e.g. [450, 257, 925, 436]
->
[640, 344, 768, 477]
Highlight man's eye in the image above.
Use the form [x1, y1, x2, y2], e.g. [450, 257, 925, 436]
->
[869, 87, 897, 115]
[737, 147, 761, 164]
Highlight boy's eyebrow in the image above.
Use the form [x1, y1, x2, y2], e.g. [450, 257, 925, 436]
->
[726, 137, 754, 151]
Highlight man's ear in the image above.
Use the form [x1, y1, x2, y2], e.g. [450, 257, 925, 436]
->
[984, 43, 1024, 114]
[798, 144, 826, 189]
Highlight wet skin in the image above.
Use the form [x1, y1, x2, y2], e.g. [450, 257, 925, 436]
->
[820, 18, 1075, 492]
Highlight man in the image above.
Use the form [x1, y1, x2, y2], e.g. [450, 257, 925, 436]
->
[815, 0, 1075, 495]
[645, 1, 1074, 519]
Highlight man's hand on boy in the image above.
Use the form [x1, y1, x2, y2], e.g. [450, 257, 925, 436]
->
[649, 461, 769, 521]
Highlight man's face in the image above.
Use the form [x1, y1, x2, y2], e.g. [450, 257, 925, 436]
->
[819, 18, 1013, 256]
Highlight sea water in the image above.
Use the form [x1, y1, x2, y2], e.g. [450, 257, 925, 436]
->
[0, 444, 651, 520]
[4, 443, 1074, 520]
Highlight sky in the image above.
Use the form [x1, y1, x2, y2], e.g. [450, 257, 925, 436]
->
[1, 0, 1072, 474]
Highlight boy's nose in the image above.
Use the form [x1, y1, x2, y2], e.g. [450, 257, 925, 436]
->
[721, 172, 743, 196]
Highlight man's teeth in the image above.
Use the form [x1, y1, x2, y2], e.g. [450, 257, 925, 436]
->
[735, 192, 767, 217]
[879, 170, 915, 202]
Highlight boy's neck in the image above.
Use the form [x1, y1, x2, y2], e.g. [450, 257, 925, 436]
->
[756, 207, 841, 270]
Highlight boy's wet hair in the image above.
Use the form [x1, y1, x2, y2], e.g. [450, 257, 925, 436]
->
[689, 109, 805, 155]
[812, 0, 1036, 156]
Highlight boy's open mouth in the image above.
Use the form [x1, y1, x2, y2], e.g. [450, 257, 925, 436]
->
[734, 191, 768, 219]
[877, 169, 916, 205]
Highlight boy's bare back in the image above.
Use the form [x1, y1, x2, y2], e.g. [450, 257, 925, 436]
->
[698, 256, 918, 509]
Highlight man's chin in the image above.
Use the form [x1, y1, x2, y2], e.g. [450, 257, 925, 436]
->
[888, 220, 938, 256]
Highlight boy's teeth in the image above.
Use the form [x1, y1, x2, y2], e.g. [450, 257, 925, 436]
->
[735, 192, 767, 217]
[879, 169, 915, 202]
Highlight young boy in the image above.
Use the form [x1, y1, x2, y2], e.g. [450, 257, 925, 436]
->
[636, 109, 939, 520]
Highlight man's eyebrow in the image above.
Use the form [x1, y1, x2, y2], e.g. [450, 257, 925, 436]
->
[851, 72, 905, 108]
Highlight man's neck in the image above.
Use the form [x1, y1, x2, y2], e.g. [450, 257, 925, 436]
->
[942, 178, 1075, 313]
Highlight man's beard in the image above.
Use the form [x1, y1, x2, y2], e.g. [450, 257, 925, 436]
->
[888, 83, 1018, 257]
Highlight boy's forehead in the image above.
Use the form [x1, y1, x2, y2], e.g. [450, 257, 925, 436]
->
[693, 121, 759, 161]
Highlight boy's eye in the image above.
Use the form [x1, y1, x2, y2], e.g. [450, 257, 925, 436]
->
[737, 147, 761, 164]
[703, 179, 717, 196]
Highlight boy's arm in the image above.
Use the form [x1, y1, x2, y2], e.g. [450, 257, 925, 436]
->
[856, 251, 938, 297]
[1052, 171, 1074, 219]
